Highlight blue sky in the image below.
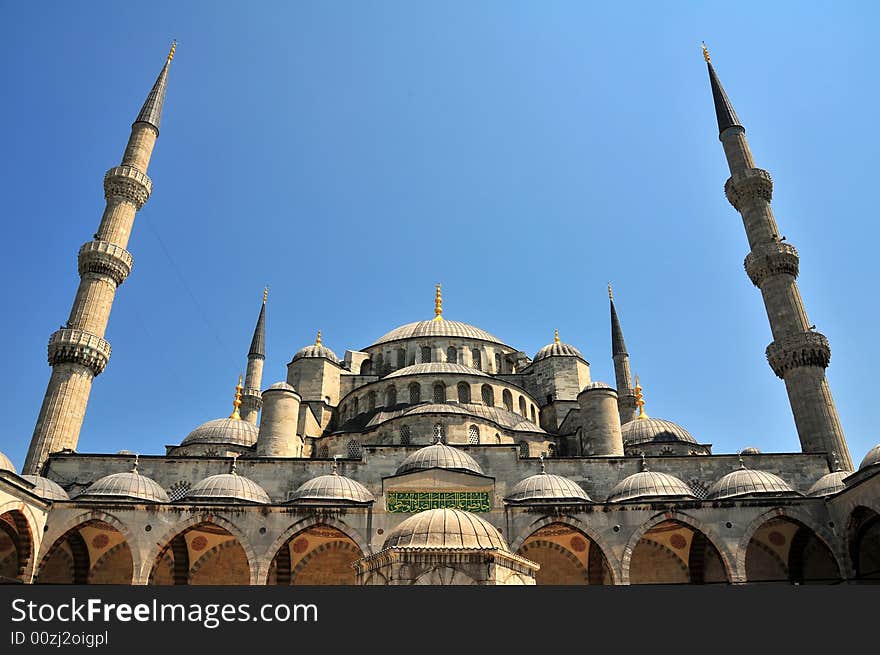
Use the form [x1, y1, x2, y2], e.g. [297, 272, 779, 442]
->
[1, 1, 878, 468]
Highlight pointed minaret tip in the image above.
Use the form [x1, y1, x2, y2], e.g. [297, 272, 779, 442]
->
[134, 41, 176, 134]
[248, 290, 267, 360]
[703, 44, 743, 137]
[609, 286, 628, 356]
[262, 286, 268, 304]
[315, 330, 322, 346]
[608, 282, 613, 300]
[167, 40, 177, 64]
[701, 41, 711, 63]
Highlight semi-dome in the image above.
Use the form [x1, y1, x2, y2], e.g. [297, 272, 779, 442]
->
[0, 450, 16, 474]
[181, 417, 258, 448]
[621, 417, 698, 446]
[185, 469, 271, 504]
[859, 444, 880, 470]
[382, 508, 508, 551]
[607, 469, 695, 502]
[396, 442, 484, 476]
[21, 475, 69, 501]
[533, 331, 584, 362]
[505, 469, 591, 503]
[372, 319, 507, 347]
[807, 471, 849, 497]
[289, 468, 374, 504]
[385, 362, 491, 379]
[706, 464, 797, 500]
[76, 465, 169, 503]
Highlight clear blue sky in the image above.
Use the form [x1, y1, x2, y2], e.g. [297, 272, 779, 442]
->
[1, 1, 878, 468]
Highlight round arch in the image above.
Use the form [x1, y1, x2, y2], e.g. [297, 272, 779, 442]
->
[0, 508, 35, 584]
[265, 521, 364, 586]
[848, 506, 880, 581]
[36, 514, 136, 585]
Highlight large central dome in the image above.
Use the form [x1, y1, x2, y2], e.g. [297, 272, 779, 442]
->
[371, 319, 506, 347]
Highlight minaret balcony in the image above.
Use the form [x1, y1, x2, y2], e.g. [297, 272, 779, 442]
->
[724, 168, 773, 210]
[744, 242, 799, 287]
[103, 165, 152, 209]
[78, 240, 133, 286]
[766, 331, 831, 378]
[47, 328, 112, 376]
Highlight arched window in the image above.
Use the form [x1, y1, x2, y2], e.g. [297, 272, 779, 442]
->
[457, 382, 471, 404]
[468, 425, 480, 445]
[433, 382, 446, 403]
[471, 348, 482, 370]
[481, 384, 494, 407]
[421, 346, 432, 363]
[347, 440, 362, 459]
[367, 391, 376, 412]
[519, 441, 530, 458]
[385, 386, 397, 407]
[375, 353, 383, 372]
[353, 397, 359, 416]
[397, 348, 407, 369]
[495, 353, 503, 373]
[409, 383, 421, 404]
[399, 425, 411, 445]
[530, 405, 537, 423]
[446, 346, 457, 363]
[495, 434, 502, 444]
[433, 423, 445, 443]
[503, 389, 513, 412]
[519, 396, 527, 416]
[361, 360, 372, 376]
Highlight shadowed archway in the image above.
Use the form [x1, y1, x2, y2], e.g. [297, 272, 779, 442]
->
[745, 516, 842, 584]
[36, 519, 132, 584]
[149, 522, 251, 585]
[628, 519, 729, 585]
[267, 524, 363, 585]
[516, 523, 612, 585]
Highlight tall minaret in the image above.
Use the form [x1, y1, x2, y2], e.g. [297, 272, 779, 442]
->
[240, 288, 267, 424]
[609, 284, 637, 424]
[23, 44, 176, 475]
[704, 45, 852, 469]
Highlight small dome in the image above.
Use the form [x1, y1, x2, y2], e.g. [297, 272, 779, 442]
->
[372, 320, 506, 347]
[506, 472, 591, 503]
[859, 444, 880, 470]
[807, 471, 849, 497]
[292, 343, 340, 364]
[385, 362, 491, 379]
[77, 470, 169, 503]
[289, 471, 374, 504]
[396, 442, 483, 476]
[21, 475, 69, 501]
[580, 381, 614, 393]
[740, 447, 762, 455]
[533, 340, 584, 363]
[621, 417, 697, 446]
[0, 450, 16, 474]
[266, 381, 297, 392]
[382, 508, 507, 551]
[607, 470, 695, 502]
[707, 466, 796, 500]
[181, 417, 258, 448]
[185, 472, 271, 504]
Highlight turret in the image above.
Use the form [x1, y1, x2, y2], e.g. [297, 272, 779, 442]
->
[577, 382, 624, 456]
[256, 382, 303, 457]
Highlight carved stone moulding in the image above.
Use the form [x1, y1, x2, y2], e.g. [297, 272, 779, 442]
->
[766, 331, 831, 378]
[47, 328, 112, 376]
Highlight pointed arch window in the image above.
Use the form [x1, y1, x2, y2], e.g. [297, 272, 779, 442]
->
[433, 382, 446, 404]
[468, 425, 480, 445]
[519, 396, 527, 416]
[481, 384, 494, 407]
[385, 386, 397, 407]
[457, 382, 471, 404]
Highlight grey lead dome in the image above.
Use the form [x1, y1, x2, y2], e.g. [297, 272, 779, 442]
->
[372, 320, 506, 347]
[289, 473, 374, 504]
[185, 472, 271, 504]
[859, 444, 880, 470]
[621, 417, 698, 446]
[807, 471, 849, 497]
[77, 470, 169, 503]
[396, 442, 484, 476]
[292, 343, 340, 364]
[506, 472, 591, 503]
[382, 508, 507, 551]
[607, 470, 695, 502]
[707, 468, 796, 500]
[21, 475, 69, 501]
[0, 450, 16, 474]
[533, 341, 584, 362]
[181, 417, 259, 448]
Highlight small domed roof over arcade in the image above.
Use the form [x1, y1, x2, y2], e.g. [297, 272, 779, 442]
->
[289, 458, 374, 505]
[292, 330, 340, 364]
[76, 456, 169, 503]
[184, 458, 271, 504]
[533, 329, 585, 362]
[382, 508, 508, 551]
[21, 475, 69, 501]
[859, 443, 880, 470]
[181, 376, 258, 448]
[0, 450, 16, 474]
[807, 454, 850, 497]
[706, 457, 797, 500]
[396, 441, 484, 476]
[607, 456, 695, 502]
[620, 378, 697, 446]
[505, 456, 591, 503]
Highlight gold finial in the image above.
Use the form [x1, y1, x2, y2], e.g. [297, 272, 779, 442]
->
[539, 452, 546, 474]
[167, 40, 177, 64]
[230, 375, 243, 419]
[315, 330, 322, 346]
[433, 283, 443, 321]
[554, 329, 560, 345]
[608, 283, 613, 300]
[634, 375, 649, 420]
[230, 454, 239, 475]
[701, 42, 711, 63]
[640, 453, 648, 472]
[262, 286, 268, 304]
[332, 455, 339, 475]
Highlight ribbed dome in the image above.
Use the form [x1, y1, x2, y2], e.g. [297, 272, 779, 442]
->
[807, 471, 849, 497]
[859, 444, 880, 470]
[607, 470, 695, 502]
[77, 470, 169, 503]
[385, 362, 491, 379]
[505, 472, 591, 503]
[289, 472, 374, 504]
[621, 417, 697, 446]
[740, 447, 762, 455]
[181, 417, 258, 448]
[292, 343, 340, 364]
[707, 466, 796, 500]
[533, 341, 584, 362]
[185, 472, 271, 504]
[266, 381, 297, 392]
[396, 442, 483, 476]
[581, 381, 614, 392]
[0, 451, 16, 474]
[372, 320, 506, 347]
[382, 508, 507, 551]
[21, 475, 69, 501]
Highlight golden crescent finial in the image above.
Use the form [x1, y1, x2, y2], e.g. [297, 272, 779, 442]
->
[701, 42, 711, 63]
[167, 40, 177, 64]
[608, 282, 613, 300]
[634, 374, 649, 420]
[433, 283, 443, 321]
[554, 329, 560, 345]
[230, 375, 243, 419]
[262, 286, 268, 304]
[315, 330, 322, 346]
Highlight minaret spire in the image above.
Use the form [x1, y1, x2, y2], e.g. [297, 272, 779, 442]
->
[241, 288, 268, 424]
[705, 49, 852, 469]
[608, 284, 637, 424]
[23, 45, 175, 475]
